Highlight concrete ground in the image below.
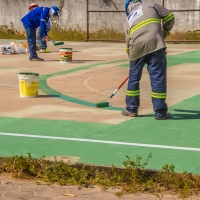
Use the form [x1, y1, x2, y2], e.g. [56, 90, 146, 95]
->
[0, 40, 200, 199]
[0, 42, 199, 124]
[2, 174, 200, 200]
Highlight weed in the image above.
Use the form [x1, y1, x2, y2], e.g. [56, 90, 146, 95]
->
[1, 21, 200, 43]
[89, 29, 125, 41]
[0, 22, 24, 40]
[166, 30, 200, 43]
[49, 25, 86, 41]
[1, 153, 200, 199]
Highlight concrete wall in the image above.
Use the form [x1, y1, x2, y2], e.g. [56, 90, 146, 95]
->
[0, 0, 60, 29]
[0, 0, 200, 32]
[85, 0, 200, 32]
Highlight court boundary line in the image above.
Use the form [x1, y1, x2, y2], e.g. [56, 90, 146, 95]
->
[1, 132, 200, 152]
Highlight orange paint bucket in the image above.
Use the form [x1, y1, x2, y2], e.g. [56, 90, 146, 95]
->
[59, 48, 73, 63]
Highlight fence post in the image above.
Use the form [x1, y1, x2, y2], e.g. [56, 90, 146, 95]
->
[86, 0, 89, 42]
[162, 0, 165, 7]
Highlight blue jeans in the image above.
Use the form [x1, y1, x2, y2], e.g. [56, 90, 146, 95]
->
[126, 48, 168, 118]
[37, 28, 50, 50]
[24, 26, 38, 60]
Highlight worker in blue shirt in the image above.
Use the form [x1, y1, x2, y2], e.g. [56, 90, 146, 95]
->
[21, 6, 59, 61]
[28, 3, 51, 53]
[37, 20, 51, 53]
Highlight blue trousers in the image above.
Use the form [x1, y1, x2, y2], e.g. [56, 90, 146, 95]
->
[126, 48, 168, 118]
[24, 26, 38, 60]
[37, 27, 50, 50]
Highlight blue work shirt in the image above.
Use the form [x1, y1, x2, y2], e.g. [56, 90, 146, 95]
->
[21, 7, 50, 37]
[47, 20, 51, 29]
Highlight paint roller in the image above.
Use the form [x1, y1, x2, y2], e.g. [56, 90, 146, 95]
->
[36, 32, 64, 46]
[41, 38, 64, 46]
[17, 31, 64, 46]
[95, 76, 129, 108]
[52, 40, 64, 46]
[38, 38, 64, 46]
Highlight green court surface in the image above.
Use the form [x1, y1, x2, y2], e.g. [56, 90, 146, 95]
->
[0, 50, 200, 174]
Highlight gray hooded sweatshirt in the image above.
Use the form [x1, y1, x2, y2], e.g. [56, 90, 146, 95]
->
[126, 1, 175, 60]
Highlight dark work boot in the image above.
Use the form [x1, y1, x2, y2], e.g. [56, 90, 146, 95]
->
[155, 112, 171, 120]
[30, 57, 44, 61]
[121, 109, 138, 117]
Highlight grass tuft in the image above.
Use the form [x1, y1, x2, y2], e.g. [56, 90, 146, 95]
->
[1, 22, 200, 44]
[166, 30, 200, 43]
[49, 25, 86, 41]
[1, 153, 200, 199]
[0, 23, 25, 40]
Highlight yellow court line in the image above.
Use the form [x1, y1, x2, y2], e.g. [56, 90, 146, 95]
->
[47, 62, 151, 105]
[84, 69, 127, 100]
[84, 76, 114, 97]
[84, 70, 152, 105]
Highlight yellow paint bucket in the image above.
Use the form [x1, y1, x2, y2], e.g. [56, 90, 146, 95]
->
[18, 72, 39, 97]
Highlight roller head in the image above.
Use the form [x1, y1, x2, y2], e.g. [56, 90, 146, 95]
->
[54, 41, 64, 46]
[95, 102, 109, 108]
[110, 94, 114, 98]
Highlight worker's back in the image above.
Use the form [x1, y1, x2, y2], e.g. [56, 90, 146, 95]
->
[126, 2, 174, 60]
[21, 7, 50, 29]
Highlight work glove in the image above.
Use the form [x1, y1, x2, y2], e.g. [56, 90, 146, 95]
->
[42, 36, 51, 41]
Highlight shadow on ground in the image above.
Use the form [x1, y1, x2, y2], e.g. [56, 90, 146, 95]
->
[173, 109, 200, 120]
[38, 94, 60, 98]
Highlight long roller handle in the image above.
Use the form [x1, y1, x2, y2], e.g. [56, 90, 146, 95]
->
[118, 76, 129, 90]
[110, 76, 129, 98]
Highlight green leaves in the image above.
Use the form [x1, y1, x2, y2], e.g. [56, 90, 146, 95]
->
[1, 153, 200, 198]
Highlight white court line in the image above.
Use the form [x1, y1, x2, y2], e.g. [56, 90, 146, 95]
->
[48, 65, 120, 81]
[0, 132, 200, 152]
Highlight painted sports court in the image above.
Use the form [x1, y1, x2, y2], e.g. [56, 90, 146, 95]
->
[0, 40, 200, 174]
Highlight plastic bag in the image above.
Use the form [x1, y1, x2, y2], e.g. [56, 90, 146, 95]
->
[10, 42, 29, 54]
[0, 45, 15, 54]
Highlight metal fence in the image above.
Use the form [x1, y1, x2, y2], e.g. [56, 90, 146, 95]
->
[86, 0, 200, 42]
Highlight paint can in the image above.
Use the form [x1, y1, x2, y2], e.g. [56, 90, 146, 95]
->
[18, 72, 39, 97]
[59, 48, 73, 63]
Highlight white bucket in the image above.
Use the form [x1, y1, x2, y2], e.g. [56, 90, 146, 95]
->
[59, 48, 73, 63]
[18, 72, 39, 98]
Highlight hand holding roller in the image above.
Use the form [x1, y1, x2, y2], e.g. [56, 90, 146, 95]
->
[41, 37, 64, 46]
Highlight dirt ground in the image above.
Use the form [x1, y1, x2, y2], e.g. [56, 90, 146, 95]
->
[1, 174, 200, 200]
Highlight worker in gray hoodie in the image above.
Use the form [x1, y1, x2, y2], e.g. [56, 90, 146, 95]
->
[122, 0, 175, 120]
